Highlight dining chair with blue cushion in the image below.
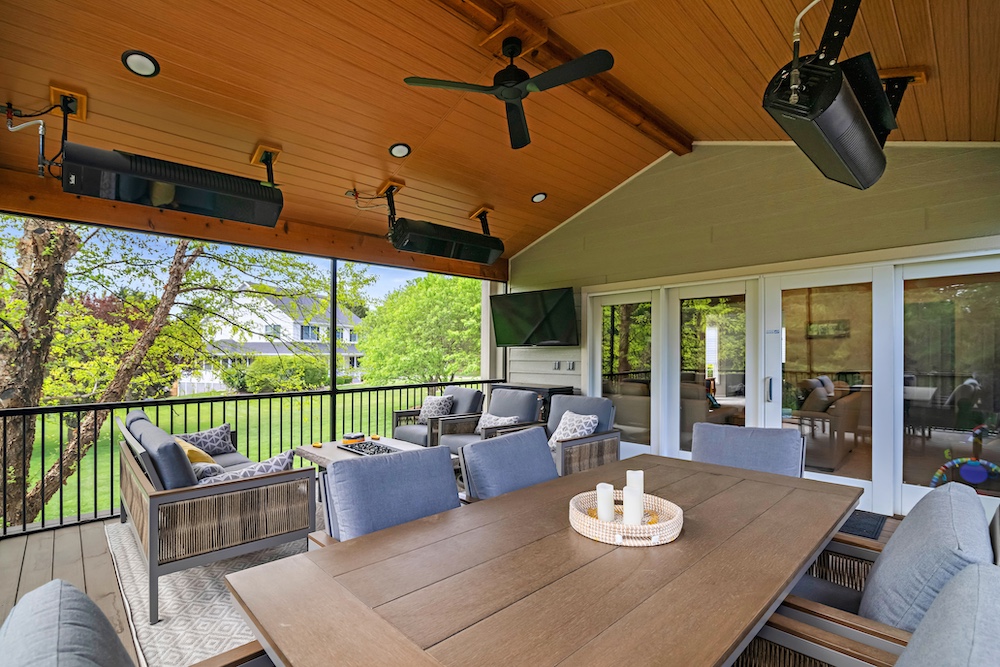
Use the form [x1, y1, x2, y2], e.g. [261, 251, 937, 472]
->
[691, 422, 805, 478]
[324, 446, 460, 541]
[459, 426, 558, 501]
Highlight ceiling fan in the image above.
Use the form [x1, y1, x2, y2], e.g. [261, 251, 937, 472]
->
[404, 37, 614, 149]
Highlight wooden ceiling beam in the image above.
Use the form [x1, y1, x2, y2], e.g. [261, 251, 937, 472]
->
[0, 168, 508, 281]
[434, 0, 693, 155]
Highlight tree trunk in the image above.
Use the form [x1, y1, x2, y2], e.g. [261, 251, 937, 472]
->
[12, 241, 202, 525]
[0, 220, 81, 527]
[616, 304, 635, 374]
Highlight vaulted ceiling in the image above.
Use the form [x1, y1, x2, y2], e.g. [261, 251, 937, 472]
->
[1, 0, 996, 280]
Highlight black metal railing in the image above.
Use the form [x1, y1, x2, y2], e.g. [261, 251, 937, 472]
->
[0, 379, 502, 537]
[602, 370, 651, 383]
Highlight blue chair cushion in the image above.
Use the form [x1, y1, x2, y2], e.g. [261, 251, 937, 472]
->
[393, 423, 429, 447]
[126, 415, 197, 490]
[444, 386, 484, 415]
[124, 409, 148, 429]
[859, 483, 993, 632]
[790, 574, 863, 614]
[211, 451, 255, 471]
[487, 389, 540, 423]
[462, 427, 558, 500]
[896, 563, 1000, 667]
[547, 395, 614, 435]
[0, 579, 135, 667]
[691, 423, 804, 477]
[325, 447, 459, 541]
[440, 433, 481, 455]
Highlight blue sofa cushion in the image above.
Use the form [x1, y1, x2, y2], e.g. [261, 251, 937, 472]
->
[463, 427, 558, 500]
[896, 563, 1000, 667]
[211, 451, 254, 471]
[691, 423, 804, 477]
[326, 447, 459, 541]
[127, 415, 197, 490]
[444, 386, 484, 415]
[0, 579, 134, 667]
[859, 483, 993, 631]
[547, 395, 614, 435]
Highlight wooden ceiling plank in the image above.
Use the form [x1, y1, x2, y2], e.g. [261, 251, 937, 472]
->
[0, 168, 508, 280]
[892, 0, 947, 140]
[927, 0, 970, 140]
[967, 0, 1000, 140]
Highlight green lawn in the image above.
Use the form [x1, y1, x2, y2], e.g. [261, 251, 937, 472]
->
[18, 385, 448, 526]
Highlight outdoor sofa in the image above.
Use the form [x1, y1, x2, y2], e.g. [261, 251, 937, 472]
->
[116, 410, 315, 624]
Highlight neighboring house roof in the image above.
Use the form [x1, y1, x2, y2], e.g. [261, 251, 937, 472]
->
[211, 339, 362, 357]
[263, 294, 361, 327]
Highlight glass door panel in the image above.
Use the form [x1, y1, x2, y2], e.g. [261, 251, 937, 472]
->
[781, 284, 873, 479]
[600, 300, 652, 447]
[903, 272, 1000, 495]
[679, 295, 747, 451]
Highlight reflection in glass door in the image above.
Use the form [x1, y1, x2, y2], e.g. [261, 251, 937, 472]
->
[781, 283, 873, 480]
[599, 297, 653, 449]
[679, 295, 747, 451]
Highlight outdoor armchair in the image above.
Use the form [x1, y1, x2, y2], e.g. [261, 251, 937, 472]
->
[392, 385, 484, 447]
[116, 413, 315, 625]
[438, 388, 543, 454]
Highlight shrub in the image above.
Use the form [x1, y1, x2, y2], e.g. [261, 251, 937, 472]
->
[335, 375, 353, 386]
[244, 356, 330, 393]
[220, 365, 249, 393]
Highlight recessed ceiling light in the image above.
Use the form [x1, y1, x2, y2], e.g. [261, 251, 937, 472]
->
[531, 192, 547, 203]
[121, 50, 160, 77]
[389, 143, 411, 158]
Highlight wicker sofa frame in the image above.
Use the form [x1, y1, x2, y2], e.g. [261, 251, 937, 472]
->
[116, 417, 315, 624]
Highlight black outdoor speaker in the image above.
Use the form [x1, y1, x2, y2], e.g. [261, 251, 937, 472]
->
[61, 142, 283, 227]
[389, 218, 505, 265]
[763, 56, 888, 190]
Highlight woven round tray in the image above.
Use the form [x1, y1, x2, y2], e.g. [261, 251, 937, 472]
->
[569, 489, 683, 547]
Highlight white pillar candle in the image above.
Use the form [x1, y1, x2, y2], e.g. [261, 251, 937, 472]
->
[627, 469, 644, 495]
[623, 485, 644, 525]
[596, 483, 615, 523]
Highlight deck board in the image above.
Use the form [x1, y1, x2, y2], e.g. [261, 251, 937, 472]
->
[1, 520, 137, 664]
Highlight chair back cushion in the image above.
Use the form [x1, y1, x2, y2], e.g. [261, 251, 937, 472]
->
[0, 579, 135, 667]
[444, 386, 485, 415]
[691, 423, 804, 477]
[462, 427, 558, 500]
[325, 447, 459, 541]
[859, 482, 993, 631]
[896, 563, 1000, 667]
[487, 389, 541, 423]
[126, 413, 198, 489]
[547, 395, 614, 435]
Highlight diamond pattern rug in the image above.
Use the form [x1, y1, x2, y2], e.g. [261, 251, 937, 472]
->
[106, 522, 306, 666]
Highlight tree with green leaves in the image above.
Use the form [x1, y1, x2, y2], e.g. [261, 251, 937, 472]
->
[357, 273, 480, 384]
[0, 216, 328, 526]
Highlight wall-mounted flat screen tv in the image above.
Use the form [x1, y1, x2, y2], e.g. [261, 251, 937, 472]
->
[490, 287, 579, 347]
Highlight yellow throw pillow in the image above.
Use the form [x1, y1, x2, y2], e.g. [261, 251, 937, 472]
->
[175, 437, 215, 465]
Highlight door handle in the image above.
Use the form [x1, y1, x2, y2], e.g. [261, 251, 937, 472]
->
[765, 376, 773, 402]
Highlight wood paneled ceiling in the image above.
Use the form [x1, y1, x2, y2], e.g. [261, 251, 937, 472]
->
[1, 0, 996, 279]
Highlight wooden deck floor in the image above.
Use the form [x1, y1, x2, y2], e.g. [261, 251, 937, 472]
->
[0, 519, 138, 664]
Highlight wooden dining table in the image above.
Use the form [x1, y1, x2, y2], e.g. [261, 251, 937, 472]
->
[226, 454, 862, 667]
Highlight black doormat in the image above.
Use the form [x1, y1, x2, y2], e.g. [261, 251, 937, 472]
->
[839, 510, 888, 540]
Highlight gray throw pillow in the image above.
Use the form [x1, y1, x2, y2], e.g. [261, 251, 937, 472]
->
[191, 462, 226, 481]
[475, 412, 519, 435]
[547, 411, 599, 451]
[198, 451, 294, 485]
[417, 395, 453, 425]
[858, 483, 993, 631]
[177, 423, 236, 456]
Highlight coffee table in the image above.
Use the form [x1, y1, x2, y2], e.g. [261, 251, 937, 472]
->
[294, 437, 459, 531]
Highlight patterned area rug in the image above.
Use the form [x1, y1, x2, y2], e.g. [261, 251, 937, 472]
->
[106, 522, 306, 666]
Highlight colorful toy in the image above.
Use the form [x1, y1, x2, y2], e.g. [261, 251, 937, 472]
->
[930, 425, 999, 488]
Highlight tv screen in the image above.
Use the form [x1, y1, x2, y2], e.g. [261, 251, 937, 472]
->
[490, 288, 579, 347]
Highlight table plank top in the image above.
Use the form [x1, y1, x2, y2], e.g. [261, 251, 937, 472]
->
[227, 454, 861, 667]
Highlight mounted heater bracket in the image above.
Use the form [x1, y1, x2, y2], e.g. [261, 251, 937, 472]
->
[470, 206, 494, 236]
[251, 143, 281, 186]
[5, 94, 77, 177]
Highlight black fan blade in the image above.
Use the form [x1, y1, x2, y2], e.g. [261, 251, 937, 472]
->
[403, 77, 494, 94]
[505, 100, 530, 149]
[524, 49, 614, 93]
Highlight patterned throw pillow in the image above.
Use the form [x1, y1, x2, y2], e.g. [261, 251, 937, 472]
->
[475, 412, 520, 435]
[177, 423, 236, 456]
[417, 395, 454, 425]
[191, 462, 226, 481]
[174, 437, 216, 464]
[197, 451, 294, 485]
[548, 411, 599, 451]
